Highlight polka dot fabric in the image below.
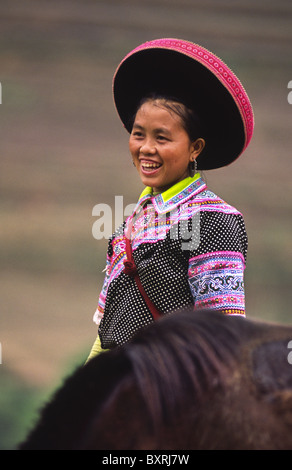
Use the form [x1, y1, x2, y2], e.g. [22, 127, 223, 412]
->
[95, 176, 248, 349]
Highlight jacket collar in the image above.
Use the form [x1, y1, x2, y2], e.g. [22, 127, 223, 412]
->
[134, 173, 207, 214]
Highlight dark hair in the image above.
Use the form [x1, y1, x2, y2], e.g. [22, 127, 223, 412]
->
[130, 92, 204, 142]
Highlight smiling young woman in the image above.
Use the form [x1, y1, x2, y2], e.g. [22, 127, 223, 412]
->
[87, 38, 254, 359]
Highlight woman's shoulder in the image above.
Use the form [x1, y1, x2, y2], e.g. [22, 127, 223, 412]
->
[191, 186, 243, 217]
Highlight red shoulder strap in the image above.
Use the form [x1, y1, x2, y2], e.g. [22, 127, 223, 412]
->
[123, 220, 162, 320]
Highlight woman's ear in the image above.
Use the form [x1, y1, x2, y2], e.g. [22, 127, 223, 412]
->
[190, 138, 205, 160]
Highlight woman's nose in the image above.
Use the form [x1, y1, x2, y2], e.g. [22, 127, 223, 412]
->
[140, 139, 156, 155]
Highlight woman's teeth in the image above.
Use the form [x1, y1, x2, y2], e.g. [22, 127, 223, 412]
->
[142, 163, 161, 169]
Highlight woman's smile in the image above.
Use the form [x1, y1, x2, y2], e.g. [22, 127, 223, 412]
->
[140, 159, 162, 174]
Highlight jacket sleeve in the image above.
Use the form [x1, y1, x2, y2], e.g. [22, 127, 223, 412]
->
[93, 237, 114, 326]
[86, 334, 110, 363]
[187, 210, 247, 315]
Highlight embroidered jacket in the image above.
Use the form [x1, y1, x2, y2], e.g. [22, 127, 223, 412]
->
[94, 174, 248, 349]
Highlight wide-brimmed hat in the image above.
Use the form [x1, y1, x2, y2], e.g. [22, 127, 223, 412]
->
[113, 38, 254, 170]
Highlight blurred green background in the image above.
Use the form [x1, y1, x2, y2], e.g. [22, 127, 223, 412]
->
[0, 0, 291, 449]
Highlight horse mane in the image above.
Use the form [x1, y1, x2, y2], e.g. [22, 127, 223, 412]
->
[20, 309, 245, 449]
[123, 309, 244, 427]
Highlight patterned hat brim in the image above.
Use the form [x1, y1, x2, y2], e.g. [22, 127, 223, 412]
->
[113, 38, 254, 170]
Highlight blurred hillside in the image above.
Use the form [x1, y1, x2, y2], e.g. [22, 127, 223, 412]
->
[0, 0, 291, 449]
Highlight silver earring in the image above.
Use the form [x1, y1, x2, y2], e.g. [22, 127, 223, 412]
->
[189, 159, 197, 177]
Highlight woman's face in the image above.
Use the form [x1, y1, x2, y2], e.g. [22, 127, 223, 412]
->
[129, 100, 204, 193]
